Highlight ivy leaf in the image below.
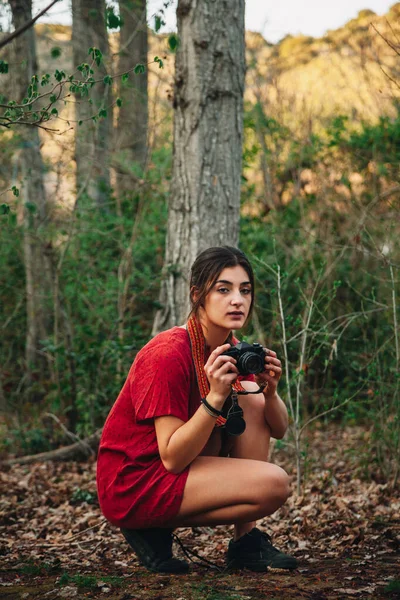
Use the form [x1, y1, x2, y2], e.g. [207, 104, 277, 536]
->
[154, 56, 164, 69]
[99, 108, 108, 118]
[134, 64, 146, 75]
[0, 60, 8, 74]
[103, 75, 112, 85]
[121, 73, 129, 83]
[116, 97, 122, 107]
[0, 203, 10, 215]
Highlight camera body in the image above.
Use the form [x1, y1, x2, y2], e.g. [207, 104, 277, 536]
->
[222, 342, 266, 375]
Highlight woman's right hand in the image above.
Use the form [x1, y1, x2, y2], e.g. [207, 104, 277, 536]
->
[204, 344, 238, 408]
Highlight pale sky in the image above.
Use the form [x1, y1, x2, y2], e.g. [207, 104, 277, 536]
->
[23, 0, 397, 43]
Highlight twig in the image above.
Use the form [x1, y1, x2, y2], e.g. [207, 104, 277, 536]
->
[0, 0, 61, 50]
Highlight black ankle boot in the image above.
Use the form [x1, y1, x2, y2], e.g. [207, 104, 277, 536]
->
[121, 527, 189, 574]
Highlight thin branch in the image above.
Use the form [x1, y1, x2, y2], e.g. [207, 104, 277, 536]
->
[0, 0, 61, 50]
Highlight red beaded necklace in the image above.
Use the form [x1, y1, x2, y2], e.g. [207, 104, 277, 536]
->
[187, 314, 245, 427]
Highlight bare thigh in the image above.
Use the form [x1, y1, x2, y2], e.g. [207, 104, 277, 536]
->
[166, 455, 290, 527]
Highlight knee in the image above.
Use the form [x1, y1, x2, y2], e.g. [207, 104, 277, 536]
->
[258, 465, 291, 510]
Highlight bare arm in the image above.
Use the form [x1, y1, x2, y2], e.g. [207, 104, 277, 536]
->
[155, 345, 238, 474]
[240, 380, 288, 439]
[254, 349, 289, 439]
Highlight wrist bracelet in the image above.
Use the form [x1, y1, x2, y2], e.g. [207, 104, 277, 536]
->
[202, 403, 218, 418]
[201, 397, 222, 417]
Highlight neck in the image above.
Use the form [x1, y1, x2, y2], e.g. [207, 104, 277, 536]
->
[198, 312, 231, 352]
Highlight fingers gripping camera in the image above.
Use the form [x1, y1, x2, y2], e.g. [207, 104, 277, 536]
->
[222, 342, 266, 375]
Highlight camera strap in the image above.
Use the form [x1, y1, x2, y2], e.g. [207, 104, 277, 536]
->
[187, 315, 246, 428]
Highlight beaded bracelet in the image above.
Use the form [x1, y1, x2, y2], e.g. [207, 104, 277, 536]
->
[201, 397, 222, 418]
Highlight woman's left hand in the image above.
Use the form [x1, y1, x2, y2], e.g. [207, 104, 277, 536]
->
[255, 349, 282, 398]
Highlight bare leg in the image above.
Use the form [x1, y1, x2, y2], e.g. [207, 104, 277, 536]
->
[229, 391, 272, 539]
[165, 453, 289, 528]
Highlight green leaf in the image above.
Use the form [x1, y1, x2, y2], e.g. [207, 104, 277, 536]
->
[54, 69, 66, 82]
[103, 75, 112, 85]
[51, 108, 58, 115]
[154, 56, 164, 69]
[121, 73, 129, 83]
[50, 46, 62, 59]
[106, 7, 122, 29]
[98, 108, 108, 118]
[89, 47, 103, 67]
[25, 202, 37, 213]
[50, 94, 57, 103]
[78, 120, 83, 126]
[134, 64, 146, 75]
[0, 60, 8, 74]
[116, 97, 122, 107]
[0, 203, 10, 214]
[155, 15, 165, 33]
[168, 34, 179, 51]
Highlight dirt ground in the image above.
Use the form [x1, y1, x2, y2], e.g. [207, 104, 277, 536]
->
[1, 426, 399, 599]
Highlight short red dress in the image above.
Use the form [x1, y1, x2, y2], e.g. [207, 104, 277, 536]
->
[96, 326, 252, 529]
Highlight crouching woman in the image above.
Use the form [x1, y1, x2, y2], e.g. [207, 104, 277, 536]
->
[97, 246, 297, 573]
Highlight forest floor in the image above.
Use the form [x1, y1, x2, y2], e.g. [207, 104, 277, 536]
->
[0, 425, 399, 600]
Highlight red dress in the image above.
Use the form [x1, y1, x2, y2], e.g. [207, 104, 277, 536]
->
[96, 326, 252, 529]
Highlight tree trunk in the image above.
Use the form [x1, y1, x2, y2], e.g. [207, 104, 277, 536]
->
[152, 0, 246, 334]
[115, 0, 148, 192]
[9, 0, 52, 382]
[72, 0, 111, 208]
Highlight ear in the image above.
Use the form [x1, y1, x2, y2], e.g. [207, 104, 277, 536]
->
[190, 286, 199, 304]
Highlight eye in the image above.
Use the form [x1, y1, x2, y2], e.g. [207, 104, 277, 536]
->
[241, 288, 252, 295]
[217, 287, 230, 293]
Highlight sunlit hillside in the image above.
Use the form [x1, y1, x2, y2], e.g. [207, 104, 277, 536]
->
[0, 3, 399, 206]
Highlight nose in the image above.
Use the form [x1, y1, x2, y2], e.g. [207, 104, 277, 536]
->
[230, 290, 243, 306]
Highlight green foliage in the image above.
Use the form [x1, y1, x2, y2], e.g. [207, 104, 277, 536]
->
[0, 60, 8, 74]
[240, 104, 400, 484]
[58, 572, 124, 589]
[168, 34, 179, 52]
[70, 488, 98, 505]
[154, 15, 165, 33]
[50, 47, 62, 59]
[106, 6, 123, 30]
[134, 63, 146, 75]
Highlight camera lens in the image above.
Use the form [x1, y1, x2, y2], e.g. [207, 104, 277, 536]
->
[238, 351, 264, 375]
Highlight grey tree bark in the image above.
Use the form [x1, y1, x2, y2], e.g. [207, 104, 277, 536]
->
[72, 0, 112, 208]
[115, 0, 148, 192]
[9, 0, 53, 381]
[152, 0, 246, 334]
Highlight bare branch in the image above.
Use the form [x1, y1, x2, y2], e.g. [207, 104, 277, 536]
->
[0, 0, 61, 50]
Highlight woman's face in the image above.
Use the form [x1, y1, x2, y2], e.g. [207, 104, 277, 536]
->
[200, 265, 252, 331]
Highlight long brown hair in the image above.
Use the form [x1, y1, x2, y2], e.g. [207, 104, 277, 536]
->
[189, 246, 255, 320]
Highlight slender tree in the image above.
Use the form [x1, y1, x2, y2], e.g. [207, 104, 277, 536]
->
[9, 0, 53, 382]
[116, 0, 148, 192]
[72, 0, 112, 207]
[152, 0, 246, 334]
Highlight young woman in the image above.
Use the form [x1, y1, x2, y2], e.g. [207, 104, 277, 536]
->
[97, 246, 297, 574]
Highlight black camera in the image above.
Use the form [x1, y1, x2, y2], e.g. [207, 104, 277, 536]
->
[222, 342, 266, 375]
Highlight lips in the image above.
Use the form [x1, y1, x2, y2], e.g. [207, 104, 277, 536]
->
[227, 311, 244, 317]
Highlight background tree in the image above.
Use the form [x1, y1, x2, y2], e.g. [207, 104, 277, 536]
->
[152, 0, 246, 334]
[115, 0, 148, 193]
[8, 0, 53, 383]
[72, 0, 111, 207]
